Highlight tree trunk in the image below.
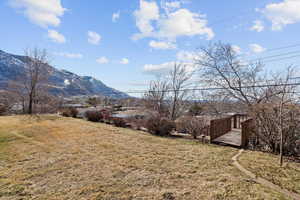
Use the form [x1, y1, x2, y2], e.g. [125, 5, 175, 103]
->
[171, 101, 176, 120]
[28, 97, 33, 114]
[280, 130, 283, 166]
[279, 100, 284, 167]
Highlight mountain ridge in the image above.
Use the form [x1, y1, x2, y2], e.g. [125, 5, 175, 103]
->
[0, 49, 129, 99]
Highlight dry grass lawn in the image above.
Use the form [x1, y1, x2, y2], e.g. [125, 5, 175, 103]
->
[240, 150, 300, 195]
[0, 115, 298, 200]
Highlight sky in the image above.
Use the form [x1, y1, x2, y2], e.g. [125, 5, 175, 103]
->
[1, 0, 300, 93]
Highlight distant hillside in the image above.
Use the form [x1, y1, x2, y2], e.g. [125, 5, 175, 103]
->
[0, 50, 129, 99]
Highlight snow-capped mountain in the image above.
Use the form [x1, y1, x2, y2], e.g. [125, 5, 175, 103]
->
[0, 50, 129, 98]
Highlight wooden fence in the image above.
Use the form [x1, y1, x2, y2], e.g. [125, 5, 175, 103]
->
[209, 117, 232, 141]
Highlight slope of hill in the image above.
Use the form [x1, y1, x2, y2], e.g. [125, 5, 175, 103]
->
[0, 115, 297, 199]
[0, 50, 129, 98]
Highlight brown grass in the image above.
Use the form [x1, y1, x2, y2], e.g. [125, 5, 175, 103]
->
[239, 150, 300, 195]
[0, 115, 295, 199]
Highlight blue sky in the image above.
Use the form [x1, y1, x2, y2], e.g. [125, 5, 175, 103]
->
[1, 0, 300, 93]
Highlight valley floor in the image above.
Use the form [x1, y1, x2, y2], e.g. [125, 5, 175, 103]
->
[0, 115, 299, 200]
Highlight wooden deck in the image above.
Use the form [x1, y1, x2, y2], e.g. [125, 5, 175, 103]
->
[212, 128, 242, 147]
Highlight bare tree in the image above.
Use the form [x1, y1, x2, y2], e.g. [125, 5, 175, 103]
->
[168, 63, 193, 120]
[196, 42, 300, 165]
[195, 42, 272, 107]
[9, 48, 50, 114]
[143, 76, 169, 116]
[144, 63, 193, 119]
[176, 116, 209, 139]
[251, 68, 300, 165]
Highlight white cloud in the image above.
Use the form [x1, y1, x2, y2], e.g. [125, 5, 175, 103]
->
[149, 40, 176, 49]
[165, 1, 181, 8]
[112, 11, 120, 22]
[55, 52, 83, 59]
[88, 31, 101, 45]
[10, 0, 66, 28]
[262, 0, 300, 30]
[133, 0, 160, 39]
[249, 44, 266, 53]
[161, 0, 182, 13]
[47, 30, 66, 43]
[231, 45, 242, 54]
[158, 9, 214, 40]
[176, 50, 206, 62]
[133, 0, 214, 41]
[176, 50, 197, 61]
[144, 61, 176, 75]
[120, 58, 129, 64]
[165, 1, 181, 9]
[96, 56, 109, 64]
[250, 20, 264, 32]
[143, 61, 195, 75]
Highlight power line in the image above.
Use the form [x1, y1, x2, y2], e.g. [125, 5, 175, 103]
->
[261, 43, 300, 53]
[195, 48, 300, 66]
[260, 54, 300, 64]
[247, 50, 300, 63]
[125, 82, 300, 94]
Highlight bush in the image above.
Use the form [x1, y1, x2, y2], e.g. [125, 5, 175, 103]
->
[128, 118, 146, 130]
[145, 115, 175, 136]
[0, 104, 7, 115]
[175, 118, 187, 133]
[70, 108, 78, 118]
[176, 116, 208, 139]
[99, 109, 111, 121]
[189, 103, 203, 116]
[85, 110, 103, 122]
[61, 108, 78, 118]
[251, 103, 300, 156]
[111, 117, 127, 127]
[61, 109, 71, 117]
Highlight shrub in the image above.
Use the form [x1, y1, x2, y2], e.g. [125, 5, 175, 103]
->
[99, 109, 111, 121]
[111, 117, 127, 127]
[176, 116, 208, 139]
[188, 103, 203, 116]
[69, 108, 78, 118]
[61, 109, 71, 117]
[125, 116, 146, 130]
[251, 103, 300, 156]
[0, 104, 7, 115]
[145, 115, 175, 136]
[61, 108, 78, 118]
[85, 110, 103, 122]
[130, 118, 146, 130]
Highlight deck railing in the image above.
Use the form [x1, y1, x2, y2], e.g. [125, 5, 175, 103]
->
[209, 117, 232, 141]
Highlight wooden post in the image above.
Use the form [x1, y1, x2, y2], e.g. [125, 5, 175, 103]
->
[209, 120, 214, 143]
[241, 122, 246, 147]
[233, 115, 237, 128]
